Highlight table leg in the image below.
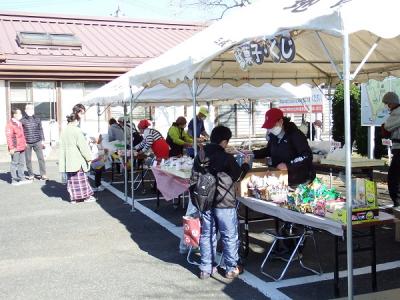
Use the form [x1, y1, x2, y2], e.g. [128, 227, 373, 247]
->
[334, 235, 340, 297]
[244, 206, 249, 258]
[371, 225, 377, 291]
[329, 168, 333, 188]
[156, 189, 160, 210]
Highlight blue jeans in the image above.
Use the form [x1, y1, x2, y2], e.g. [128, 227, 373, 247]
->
[200, 208, 239, 274]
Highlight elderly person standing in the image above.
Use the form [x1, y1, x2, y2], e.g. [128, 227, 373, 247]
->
[187, 107, 210, 157]
[59, 110, 95, 203]
[21, 104, 47, 180]
[167, 117, 193, 157]
[6, 108, 32, 186]
[381, 92, 400, 210]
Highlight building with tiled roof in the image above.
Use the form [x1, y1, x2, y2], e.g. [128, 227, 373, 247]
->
[0, 11, 203, 144]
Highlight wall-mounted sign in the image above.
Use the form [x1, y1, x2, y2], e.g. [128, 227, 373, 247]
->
[234, 35, 296, 70]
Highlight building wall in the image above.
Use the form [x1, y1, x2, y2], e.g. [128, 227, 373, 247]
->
[0, 80, 6, 145]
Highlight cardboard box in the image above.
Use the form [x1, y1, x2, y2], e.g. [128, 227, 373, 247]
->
[328, 207, 379, 225]
[351, 178, 378, 208]
[237, 170, 288, 197]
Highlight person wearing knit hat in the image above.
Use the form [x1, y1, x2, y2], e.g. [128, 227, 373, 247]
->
[382, 91, 400, 209]
[134, 120, 169, 161]
[187, 107, 210, 157]
[253, 108, 315, 187]
[166, 116, 193, 157]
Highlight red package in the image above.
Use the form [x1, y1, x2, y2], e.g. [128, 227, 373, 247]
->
[182, 216, 201, 247]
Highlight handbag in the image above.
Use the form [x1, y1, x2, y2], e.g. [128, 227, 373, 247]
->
[182, 214, 201, 247]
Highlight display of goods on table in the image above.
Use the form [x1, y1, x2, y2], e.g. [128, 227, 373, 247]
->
[159, 156, 194, 178]
[239, 170, 380, 224]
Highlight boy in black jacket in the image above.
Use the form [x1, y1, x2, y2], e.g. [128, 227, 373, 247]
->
[192, 125, 250, 280]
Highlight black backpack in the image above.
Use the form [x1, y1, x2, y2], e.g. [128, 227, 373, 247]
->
[189, 149, 217, 212]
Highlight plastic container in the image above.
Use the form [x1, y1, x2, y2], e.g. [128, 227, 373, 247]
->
[234, 152, 254, 169]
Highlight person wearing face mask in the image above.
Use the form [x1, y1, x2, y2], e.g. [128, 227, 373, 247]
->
[253, 108, 315, 187]
[5, 108, 32, 185]
[381, 92, 400, 210]
[21, 104, 47, 180]
[187, 107, 210, 157]
[166, 116, 193, 157]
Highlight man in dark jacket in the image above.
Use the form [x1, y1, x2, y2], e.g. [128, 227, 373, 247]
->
[253, 108, 315, 187]
[21, 104, 47, 180]
[192, 125, 250, 280]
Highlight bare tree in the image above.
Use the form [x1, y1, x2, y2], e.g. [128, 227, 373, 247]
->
[174, 0, 252, 19]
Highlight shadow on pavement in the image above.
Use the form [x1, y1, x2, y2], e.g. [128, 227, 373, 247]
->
[95, 189, 268, 300]
[41, 180, 70, 202]
[0, 171, 11, 184]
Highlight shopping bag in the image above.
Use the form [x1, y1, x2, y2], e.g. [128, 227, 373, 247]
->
[182, 215, 201, 247]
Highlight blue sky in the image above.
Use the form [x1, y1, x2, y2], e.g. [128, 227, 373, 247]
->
[0, 0, 222, 21]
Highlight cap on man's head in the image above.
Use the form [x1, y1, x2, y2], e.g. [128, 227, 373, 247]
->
[262, 108, 284, 129]
[198, 107, 209, 118]
[118, 116, 125, 123]
[382, 92, 400, 105]
[138, 119, 151, 129]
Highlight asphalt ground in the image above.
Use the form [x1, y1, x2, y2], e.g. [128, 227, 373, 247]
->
[0, 161, 267, 300]
[1, 161, 400, 299]
[107, 168, 400, 299]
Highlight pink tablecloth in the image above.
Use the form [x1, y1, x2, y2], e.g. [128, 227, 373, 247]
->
[151, 167, 190, 201]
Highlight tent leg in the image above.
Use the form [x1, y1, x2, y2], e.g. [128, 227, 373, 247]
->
[97, 103, 101, 133]
[130, 95, 135, 212]
[123, 103, 128, 204]
[192, 79, 198, 156]
[343, 33, 354, 300]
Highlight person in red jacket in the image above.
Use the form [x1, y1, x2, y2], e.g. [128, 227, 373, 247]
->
[5, 108, 32, 185]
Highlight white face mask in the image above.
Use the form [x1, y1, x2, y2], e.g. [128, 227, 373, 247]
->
[26, 110, 34, 117]
[269, 125, 282, 136]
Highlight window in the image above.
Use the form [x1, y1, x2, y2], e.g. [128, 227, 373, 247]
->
[17, 31, 81, 47]
[9, 81, 57, 121]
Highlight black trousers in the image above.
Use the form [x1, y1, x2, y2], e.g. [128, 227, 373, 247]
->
[94, 167, 104, 187]
[388, 149, 400, 207]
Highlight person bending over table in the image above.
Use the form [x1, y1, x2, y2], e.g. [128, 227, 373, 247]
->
[166, 116, 193, 157]
[134, 119, 169, 162]
[253, 108, 316, 187]
[253, 108, 316, 255]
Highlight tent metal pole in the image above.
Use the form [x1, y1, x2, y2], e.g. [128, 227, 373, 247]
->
[343, 32, 354, 300]
[192, 79, 198, 156]
[123, 103, 128, 204]
[130, 93, 135, 212]
[97, 103, 101, 133]
[315, 32, 343, 79]
[197, 63, 223, 96]
[351, 38, 381, 80]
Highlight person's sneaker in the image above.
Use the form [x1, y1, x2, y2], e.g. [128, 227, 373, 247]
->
[225, 265, 243, 280]
[92, 185, 105, 192]
[70, 200, 77, 204]
[83, 196, 96, 203]
[26, 175, 35, 180]
[199, 267, 217, 280]
[39, 175, 49, 181]
[11, 180, 22, 186]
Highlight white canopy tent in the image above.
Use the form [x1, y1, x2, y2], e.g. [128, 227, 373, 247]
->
[84, 1, 400, 297]
[83, 82, 312, 106]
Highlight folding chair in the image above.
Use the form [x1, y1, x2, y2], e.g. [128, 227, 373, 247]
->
[260, 225, 322, 281]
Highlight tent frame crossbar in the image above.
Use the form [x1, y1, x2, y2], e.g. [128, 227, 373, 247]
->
[315, 31, 343, 80]
[351, 37, 381, 80]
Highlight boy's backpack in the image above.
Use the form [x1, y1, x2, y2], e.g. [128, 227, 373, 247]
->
[190, 148, 217, 212]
